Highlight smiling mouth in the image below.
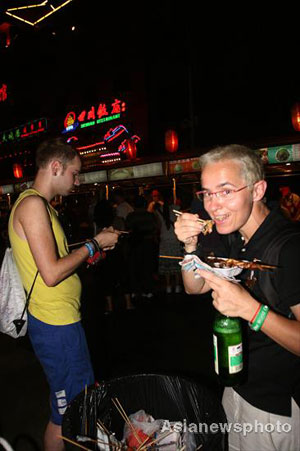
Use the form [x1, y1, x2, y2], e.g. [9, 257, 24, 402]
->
[213, 214, 230, 222]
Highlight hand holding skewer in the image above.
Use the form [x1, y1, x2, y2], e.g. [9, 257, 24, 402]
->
[173, 210, 209, 250]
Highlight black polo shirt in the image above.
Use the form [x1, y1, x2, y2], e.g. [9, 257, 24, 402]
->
[225, 208, 300, 416]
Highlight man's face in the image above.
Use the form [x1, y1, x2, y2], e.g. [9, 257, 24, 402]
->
[58, 155, 81, 196]
[200, 160, 254, 235]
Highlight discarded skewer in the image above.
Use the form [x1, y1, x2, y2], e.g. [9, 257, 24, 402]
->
[97, 420, 111, 437]
[112, 398, 142, 446]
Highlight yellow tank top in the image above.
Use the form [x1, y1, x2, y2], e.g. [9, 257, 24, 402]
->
[8, 188, 81, 325]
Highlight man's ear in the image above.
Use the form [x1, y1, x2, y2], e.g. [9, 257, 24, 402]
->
[253, 180, 267, 202]
[50, 160, 61, 176]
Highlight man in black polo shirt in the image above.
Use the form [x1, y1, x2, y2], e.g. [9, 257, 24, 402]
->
[174, 144, 300, 451]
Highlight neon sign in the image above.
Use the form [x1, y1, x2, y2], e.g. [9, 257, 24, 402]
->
[5, 0, 73, 27]
[62, 99, 126, 133]
[104, 125, 129, 142]
[0, 84, 7, 102]
[0, 118, 47, 145]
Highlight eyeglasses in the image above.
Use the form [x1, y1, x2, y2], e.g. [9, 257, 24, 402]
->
[196, 184, 253, 202]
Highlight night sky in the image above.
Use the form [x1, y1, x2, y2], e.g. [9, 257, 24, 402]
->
[1, 2, 300, 157]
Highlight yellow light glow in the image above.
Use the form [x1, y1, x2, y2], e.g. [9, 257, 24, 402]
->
[6, 1, 48, 11]
[5, 0, 73, 26]
[5, 11, 35, 26]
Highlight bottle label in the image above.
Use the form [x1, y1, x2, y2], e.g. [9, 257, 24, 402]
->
[228, 343, 243, 374]
[213, 334, 219, 374]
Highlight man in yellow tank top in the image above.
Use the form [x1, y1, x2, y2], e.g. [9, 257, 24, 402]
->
[8, 137, 120, 451]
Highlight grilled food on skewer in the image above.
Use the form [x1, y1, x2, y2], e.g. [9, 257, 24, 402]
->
[173, 209, 214, 235]
[206, 256, 277, 271]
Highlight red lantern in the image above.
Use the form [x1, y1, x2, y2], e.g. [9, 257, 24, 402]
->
[0, 22, 11, 48]
[165, 129, 178, 153]
[13, 163, 23, 179]
[126, 139, 137, 160]
[291, 103, 300, 132]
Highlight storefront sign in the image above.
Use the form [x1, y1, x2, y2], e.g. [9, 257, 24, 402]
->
[168, 157, 201, 174]
[257, 144, 300, 164]
[79, 170, 107, 184]
[0, 118, 47, 145]
[108, 162, 163, 181]
[62, 98, 127, 133]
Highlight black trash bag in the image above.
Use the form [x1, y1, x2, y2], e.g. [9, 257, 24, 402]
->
[62, 373, 227, 451]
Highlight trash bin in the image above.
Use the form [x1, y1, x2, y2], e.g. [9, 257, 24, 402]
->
[62, 373, 227, 450]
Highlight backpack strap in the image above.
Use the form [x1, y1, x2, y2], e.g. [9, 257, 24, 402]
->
[17, 194, 53, 319]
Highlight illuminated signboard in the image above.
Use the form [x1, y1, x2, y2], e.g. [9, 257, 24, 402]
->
[168, 157, 201, 174]
[108, 162, 163, 181]
[62, 98, 127, 133]
[257, 144, 300, 164]
[0, 118, 47, 145]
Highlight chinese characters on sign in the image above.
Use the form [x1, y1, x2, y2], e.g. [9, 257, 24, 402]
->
[62, 98, 127, 133]
[0, 118, 47, 145]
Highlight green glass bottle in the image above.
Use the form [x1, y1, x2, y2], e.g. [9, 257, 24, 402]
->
[213, 311, 243, 386]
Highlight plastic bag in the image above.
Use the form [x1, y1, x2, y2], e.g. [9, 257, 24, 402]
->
[180, 254, 242, 281]
[123, 410, 196, 450]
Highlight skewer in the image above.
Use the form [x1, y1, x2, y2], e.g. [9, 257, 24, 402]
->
[58, 435, 91, 451]
[138, 430, 174, 450]
[97, 420, 111, 436]
[112, 398, 142, 446]
[173, 209, 207, 224]
[206, 256, 278, 270]
[68, 231, 130, 248]
[159, 255, 183, 260]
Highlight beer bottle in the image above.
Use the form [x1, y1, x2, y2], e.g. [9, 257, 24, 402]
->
[213, 311, 243, 386]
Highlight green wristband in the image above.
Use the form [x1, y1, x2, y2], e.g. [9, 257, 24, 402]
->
[249, 305, 269, 331]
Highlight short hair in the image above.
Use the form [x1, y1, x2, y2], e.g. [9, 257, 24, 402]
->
[35, 137, 79, 169]
[199, 144, 265, 185]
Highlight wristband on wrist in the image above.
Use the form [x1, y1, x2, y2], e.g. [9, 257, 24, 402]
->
[84, 241, 95, 258]
[249, 304, 269, 331]
[91, 238, 101, 252]
[250, 303, 261, 324]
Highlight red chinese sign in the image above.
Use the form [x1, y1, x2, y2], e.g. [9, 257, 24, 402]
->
[63, 98, 127, 132]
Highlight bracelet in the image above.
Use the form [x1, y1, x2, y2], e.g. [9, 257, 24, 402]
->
[84, 241, 95, 258]
[90, 238, 101, 253]
[249, 305, 269, 331]
[250, 303, 261, 323]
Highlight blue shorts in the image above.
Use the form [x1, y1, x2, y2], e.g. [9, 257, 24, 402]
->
[28, 313, 95, 425]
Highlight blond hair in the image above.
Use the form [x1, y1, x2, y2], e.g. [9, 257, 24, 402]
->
[199, 144, 264, 185]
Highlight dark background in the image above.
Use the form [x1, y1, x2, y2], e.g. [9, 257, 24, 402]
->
[0, 2, 300, 181]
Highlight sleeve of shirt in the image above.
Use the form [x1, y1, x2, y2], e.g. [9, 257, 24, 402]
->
[276, 234, 300, 308]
